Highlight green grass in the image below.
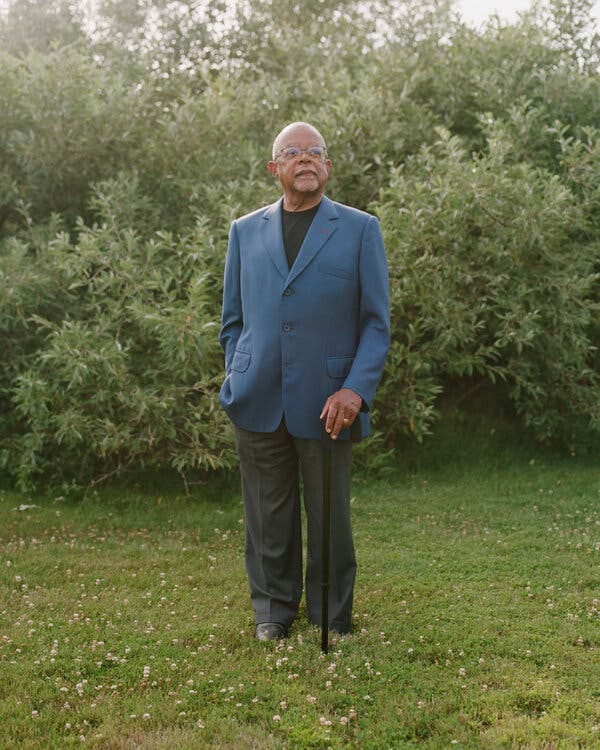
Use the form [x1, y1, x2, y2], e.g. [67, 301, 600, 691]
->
[0, 427, 598, 749]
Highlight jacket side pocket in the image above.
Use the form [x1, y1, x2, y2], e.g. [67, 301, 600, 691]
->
[231, 349, 251, 372]
[326, 355, 354, 379]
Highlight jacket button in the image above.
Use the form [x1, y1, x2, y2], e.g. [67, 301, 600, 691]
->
[282, 324, 291, 332]
[284, 288, 292, 296]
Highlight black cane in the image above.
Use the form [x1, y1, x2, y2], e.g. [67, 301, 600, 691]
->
[321, 424, 332, 654]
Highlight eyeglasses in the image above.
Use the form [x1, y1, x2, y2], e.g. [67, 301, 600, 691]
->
[276, 146, 328, 160]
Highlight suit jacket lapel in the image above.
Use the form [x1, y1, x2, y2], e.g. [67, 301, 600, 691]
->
[286, 196, 339, 286]
[262, 198, 289, 280]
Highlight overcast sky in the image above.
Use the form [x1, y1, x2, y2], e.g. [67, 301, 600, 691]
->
[456, 0, 600, 26]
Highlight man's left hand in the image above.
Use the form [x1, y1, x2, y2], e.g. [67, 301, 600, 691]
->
[320, 388, 363, 440]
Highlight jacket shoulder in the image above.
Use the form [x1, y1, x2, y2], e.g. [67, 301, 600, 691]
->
[328, 199, 377, 225]
[234, 201, 280, 228]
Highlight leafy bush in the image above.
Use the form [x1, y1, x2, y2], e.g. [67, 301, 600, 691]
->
[0, 0, 599, 488]
[375, 118, 600, 443]
[1, 178, 234, 489]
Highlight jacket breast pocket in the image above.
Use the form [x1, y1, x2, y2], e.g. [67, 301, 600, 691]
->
[317, 262, 355, 281]
[231, 349, 251, 372]
[327, 355, 354, 379]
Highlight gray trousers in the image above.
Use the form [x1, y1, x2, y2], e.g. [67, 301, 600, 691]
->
[234, 419, 355, 633]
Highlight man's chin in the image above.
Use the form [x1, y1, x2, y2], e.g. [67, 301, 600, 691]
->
[294, 181, 319, 193]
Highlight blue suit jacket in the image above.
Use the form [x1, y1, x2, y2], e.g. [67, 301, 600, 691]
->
[219, 195, 390, 441]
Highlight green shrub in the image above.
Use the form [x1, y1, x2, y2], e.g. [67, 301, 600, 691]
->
[0, 0, 598, 488]
[1, 178, 234, 490]
[374, 118, 600, 444]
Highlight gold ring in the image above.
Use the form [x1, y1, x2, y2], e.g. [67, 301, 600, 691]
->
[343, 418, 350, 424]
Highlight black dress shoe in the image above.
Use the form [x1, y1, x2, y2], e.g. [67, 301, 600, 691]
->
[254, 622, 288, 641]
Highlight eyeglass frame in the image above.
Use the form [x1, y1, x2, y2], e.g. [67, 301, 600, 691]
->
[274, 145, 329, 161]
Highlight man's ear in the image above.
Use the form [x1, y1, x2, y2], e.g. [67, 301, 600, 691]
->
[267, 160, 278, 178]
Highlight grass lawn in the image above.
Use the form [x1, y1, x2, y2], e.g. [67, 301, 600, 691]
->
[0, 426, 598, 748]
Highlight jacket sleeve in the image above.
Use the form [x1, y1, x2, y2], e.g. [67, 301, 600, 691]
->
[219, 221, 243, 375]
[342, 215, 390, 410]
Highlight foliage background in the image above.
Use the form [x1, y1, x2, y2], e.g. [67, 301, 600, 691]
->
[0, 0, 599, 490]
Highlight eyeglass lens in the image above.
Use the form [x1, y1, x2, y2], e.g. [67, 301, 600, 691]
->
[280, 147, 327, 159]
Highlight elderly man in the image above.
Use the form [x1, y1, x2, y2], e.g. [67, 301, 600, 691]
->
[219, 122, 390, 640]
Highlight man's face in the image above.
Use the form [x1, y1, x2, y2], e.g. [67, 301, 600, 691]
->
[268, 125, 331, 204]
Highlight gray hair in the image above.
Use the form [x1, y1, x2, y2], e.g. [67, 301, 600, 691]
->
[272, 121, 327, 159]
